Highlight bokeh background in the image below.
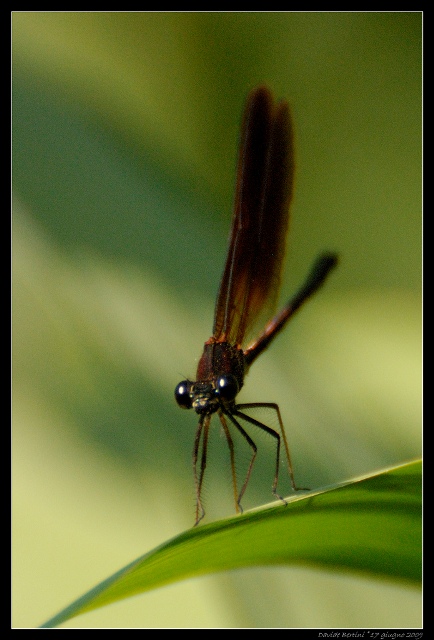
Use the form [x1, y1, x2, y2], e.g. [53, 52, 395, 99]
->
[12, 12, 422, 628]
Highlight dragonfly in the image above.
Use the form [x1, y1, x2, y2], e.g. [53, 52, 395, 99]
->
[175, 86, 338, 525]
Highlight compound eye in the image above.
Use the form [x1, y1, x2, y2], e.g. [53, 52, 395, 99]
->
[174, 381, 192, 409]
[216, 375, 239, 402]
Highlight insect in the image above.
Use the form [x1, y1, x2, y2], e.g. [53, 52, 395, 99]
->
[175, 86, 338, 525]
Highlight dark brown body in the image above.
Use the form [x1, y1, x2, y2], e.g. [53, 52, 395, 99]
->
[174, 86, 337, 525]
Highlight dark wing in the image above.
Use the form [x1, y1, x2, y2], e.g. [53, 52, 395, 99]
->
[212, 86, 295, 347]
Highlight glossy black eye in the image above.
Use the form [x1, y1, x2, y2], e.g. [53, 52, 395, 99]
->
[216, 375, 239, 401]
[175, 381, 192, 409]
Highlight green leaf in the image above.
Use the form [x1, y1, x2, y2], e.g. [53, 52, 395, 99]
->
[41, 459, 421, 628]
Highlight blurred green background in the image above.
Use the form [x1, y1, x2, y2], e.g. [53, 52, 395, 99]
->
[12, 12, 421, 628]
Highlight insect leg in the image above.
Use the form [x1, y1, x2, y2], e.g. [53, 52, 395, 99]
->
[225, 411, 258, 512]
[192, 415, 209, 526]
[218, 410, 241, 514]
